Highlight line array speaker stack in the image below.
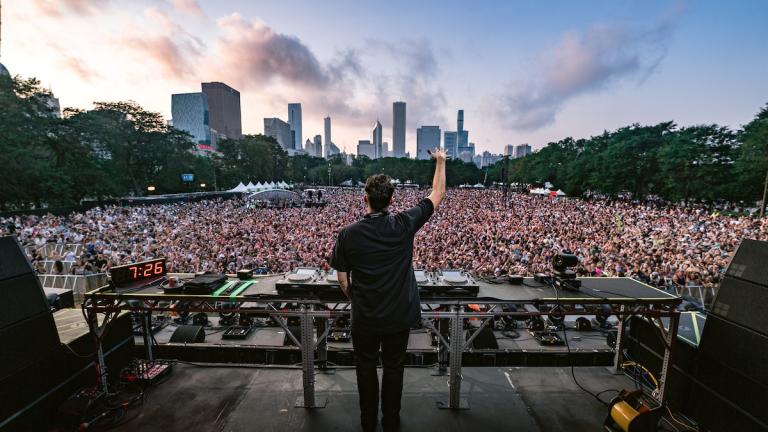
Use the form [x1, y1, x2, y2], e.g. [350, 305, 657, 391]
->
[694, 239, 768, 431]
[0, 236, 62, 424]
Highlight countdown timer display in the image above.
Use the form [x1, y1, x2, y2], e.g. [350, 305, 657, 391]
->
[110, 258, 167, 287]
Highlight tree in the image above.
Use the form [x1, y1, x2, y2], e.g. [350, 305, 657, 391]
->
[0, 76, 65, 209]
[734, 105, 768, 203]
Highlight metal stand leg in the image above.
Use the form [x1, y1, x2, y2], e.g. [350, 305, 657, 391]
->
[316, 318, 335, 375]
[142, 311, 154, 361]
[610, 305, 627, 375]
[658, 311, 679, 404]
[85, 304, 109, 395]
[432, 319, 448, 376]
[437, 305, 469, 409]
[296, 305, 327, 408]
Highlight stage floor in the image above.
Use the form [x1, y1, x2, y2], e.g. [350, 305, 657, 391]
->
[112, 365, 633, 432]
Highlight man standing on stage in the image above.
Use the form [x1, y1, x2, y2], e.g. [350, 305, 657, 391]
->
[331, 148, 446, 432]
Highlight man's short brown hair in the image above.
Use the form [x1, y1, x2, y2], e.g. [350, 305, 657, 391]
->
[364, 174, 395, 212]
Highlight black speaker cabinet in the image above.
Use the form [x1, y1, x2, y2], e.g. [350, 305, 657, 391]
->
[0, 272, 51, 328]
[699, 313, 768, 388]
[0, 236, 34, 281]
[0, 311, 61, 382]
[725, 239, 768, 287]
[0, 236, 50, 329]
[169, 325, 205, 343]
[710, 276, 768, 337]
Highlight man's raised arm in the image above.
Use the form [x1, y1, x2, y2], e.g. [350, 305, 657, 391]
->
[427, 148, 447, 210]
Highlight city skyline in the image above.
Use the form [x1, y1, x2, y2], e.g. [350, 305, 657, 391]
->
[3, 1, 768, 156]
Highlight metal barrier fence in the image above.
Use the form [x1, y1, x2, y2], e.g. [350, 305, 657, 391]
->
[35, 260, 74, 274]
[38, 273, 107, 304]
[24, 243, 83, 259]
[673, 284, 717, 309]
[660, 277, 717, 309]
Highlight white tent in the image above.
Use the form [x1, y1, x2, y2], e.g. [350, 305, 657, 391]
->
[556, 189, 566, 196]
[267, 181, 276, 189]
[230, 182, 248, 192]
[255, 181, 264, 191]
[473, 183, 485, 188]
[529, 188, 549, 195]
[278, 181, 289, 189]
[246, 181, 257, 191]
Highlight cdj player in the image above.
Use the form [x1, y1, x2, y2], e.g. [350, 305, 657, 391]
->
[418, 269, 479, 297]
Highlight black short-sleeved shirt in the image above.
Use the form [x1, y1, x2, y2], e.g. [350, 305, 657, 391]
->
[330, 198, 435, 335]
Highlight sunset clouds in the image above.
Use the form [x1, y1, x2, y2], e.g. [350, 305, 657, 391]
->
[5, 1, 765, 155]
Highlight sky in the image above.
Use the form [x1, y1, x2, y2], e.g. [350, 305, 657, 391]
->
[3, 0, 768, 156]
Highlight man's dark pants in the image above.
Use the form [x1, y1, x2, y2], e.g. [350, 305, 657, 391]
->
[352, 329, 410, 432]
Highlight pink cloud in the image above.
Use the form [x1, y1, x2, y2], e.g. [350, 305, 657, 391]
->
[500, 19, 675, 131]
[169, 0, 204, 17]
[214, 13, 329, 88]
[121, 7, 204, 80]
[32, 0, 107, 16]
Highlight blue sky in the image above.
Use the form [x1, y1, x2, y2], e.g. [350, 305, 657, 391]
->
[4, 0, 767, 155]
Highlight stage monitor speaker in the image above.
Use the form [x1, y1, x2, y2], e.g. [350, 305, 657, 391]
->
[710, 276, 768, 336]
[724, 239, 768, 287]
[0, 236, 34, 281]
[468, 327, 499, 350]
[169, 325, 205, 343]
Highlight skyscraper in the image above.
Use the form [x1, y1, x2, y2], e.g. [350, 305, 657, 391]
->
[314, 135, 323, 158]
[288, 103, 302, 150]
[458, 142, 475, 163]
[172, 92, 211, 145]
[416, 126, 441, 160]
[327, 141, 341, 157]
[324, 116, 331, 158]
[357, 140, 376, 159]
[201, 82, 242, 139]
[263, 117, 293, 151]
[457, 110, 468, 149]
[392, 102, 406, 158]
[444, 131, 457, 158]
[372, 120, 383, 159]
[444, 109, 468, 159]
[514, 143, 532, 158]
[504, 145, 515, 157]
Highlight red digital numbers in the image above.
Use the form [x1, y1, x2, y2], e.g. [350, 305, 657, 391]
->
[126, 260, 165, 281]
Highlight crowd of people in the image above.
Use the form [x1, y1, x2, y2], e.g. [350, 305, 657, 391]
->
[3, 189, 767, 293]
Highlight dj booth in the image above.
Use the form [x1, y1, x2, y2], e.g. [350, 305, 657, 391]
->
[83, 264, 681, 411]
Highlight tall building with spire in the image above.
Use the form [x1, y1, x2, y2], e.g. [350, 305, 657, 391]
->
[444, 109, 469, 159]
[372, 120, 383, 159]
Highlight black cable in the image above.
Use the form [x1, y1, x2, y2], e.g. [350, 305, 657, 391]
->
[501, 329, 520, 339]
[548, 280, 618, 407]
